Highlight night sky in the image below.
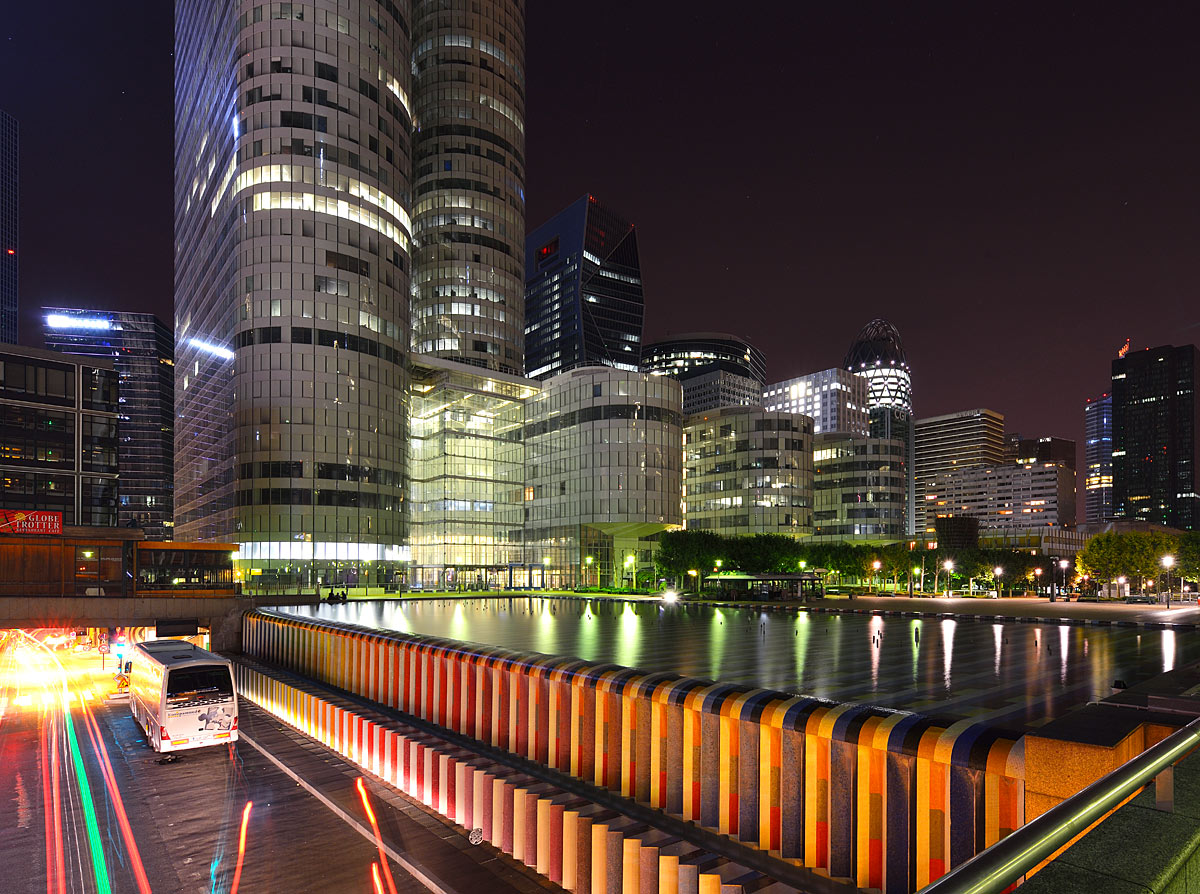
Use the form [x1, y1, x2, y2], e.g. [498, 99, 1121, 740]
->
[2, 5, 1195, 452]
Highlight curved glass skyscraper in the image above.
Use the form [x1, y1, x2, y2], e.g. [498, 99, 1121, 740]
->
[845, 319, 916, 536]
[175, 0, 415, 589]
[410, 0, 526, 375]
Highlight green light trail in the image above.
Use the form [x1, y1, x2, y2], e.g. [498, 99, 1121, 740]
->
[62, 694, 113, 894]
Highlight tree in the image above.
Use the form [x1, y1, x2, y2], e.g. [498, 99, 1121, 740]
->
[654, 530, 723, 583]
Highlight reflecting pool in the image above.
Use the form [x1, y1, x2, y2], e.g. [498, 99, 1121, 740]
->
[279, 597, 1199, 734]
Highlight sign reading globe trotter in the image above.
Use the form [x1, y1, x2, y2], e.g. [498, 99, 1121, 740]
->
[0, 510, 63, 535]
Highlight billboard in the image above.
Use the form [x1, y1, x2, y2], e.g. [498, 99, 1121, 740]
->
[0, 510, 64, 535]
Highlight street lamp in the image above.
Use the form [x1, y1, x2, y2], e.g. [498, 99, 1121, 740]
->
[1034, 567, 1043, 596]
[687, 568, 698, 594]
[943, 560, 954, 597]
[584, 555, 593, 589]
[1163, 555, 1175, 607]
[543, 556, 551, 591]
[624, 554, 636, 591]
[912, 566, 922, 596]
[994, 566, 1003, 598]
[872, 559, 882, 594]
[1058, 559, 1070, 603]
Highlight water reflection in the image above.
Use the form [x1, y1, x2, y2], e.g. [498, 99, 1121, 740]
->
[278, 598, 1199, 733]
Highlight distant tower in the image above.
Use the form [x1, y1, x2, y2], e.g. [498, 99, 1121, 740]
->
[0, 109, 17, 343]
[845, 319, 915, 535]
[1083, 393, 1113, 522]
[525, 195, 643, 379]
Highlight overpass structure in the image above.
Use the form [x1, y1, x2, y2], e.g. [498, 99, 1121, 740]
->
[0, 594, 318, 650]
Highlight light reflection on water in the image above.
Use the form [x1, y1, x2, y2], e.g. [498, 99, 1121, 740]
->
[292, 597, 1199, 733]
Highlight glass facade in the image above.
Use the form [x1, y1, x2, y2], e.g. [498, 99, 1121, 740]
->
[926, 462, 1076, 530]
[524, 195, 643, 379]
[642, 332, 766, 382]
[175, 0, 414, 589]
[811, 433, 908, 542]
[411, 0, 526, 374]
[42, 308, 175, 538]
[523, 368, 683, 589]
[409, 356, 532, 589]
[1084, 393, 1113, 522]
[0, 109, 16, 344]
[683, 408, 813, 537]
[0, 346, 119, 526]
[1111, 344, 1199, 529]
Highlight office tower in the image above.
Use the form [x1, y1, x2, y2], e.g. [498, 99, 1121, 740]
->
[642, 332, 765, 414]
[524, 195, 642, 379]
[411, 1, 526, 375]
[844, 319, 916, 535]
[683, 409, 813, 536]
[0, 110, 16, 343]
[1111, 344, 1199, 529]
[925, 461, 1076, 530]
[42, 308, 175, 538]
[0, 345, 119, 526]
[1004, 435, 1077, 471]
[763, 368, 869, 435]
[174, 0, 420, 586]
[1084, 393, 1113, 522]
[914, 409, 1005, 536]
[812, 433, 909, 542]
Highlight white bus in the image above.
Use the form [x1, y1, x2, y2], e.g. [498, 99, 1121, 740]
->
[129, 640, 238, 752]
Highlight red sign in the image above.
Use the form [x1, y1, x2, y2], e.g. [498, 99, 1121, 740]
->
[0, 510, 64, 535]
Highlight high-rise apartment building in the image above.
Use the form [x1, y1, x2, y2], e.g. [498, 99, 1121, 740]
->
[926, 461, 1076, 530]
[524, 195, 643, 379]
[42, 308, 175, 539]
[845, 319, 916, 535]
[642, 332, 765, 414]
[1084, 393, 1113, 522]
[1111, 345, 1199, 529]
[763, 368, 869, 435]
[914, 408, 1005, 536]
[0, 109, 17, 343]
[410, 1, 526, 375]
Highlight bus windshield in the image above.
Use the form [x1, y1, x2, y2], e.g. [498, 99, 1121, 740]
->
[166, 666, 233, 706]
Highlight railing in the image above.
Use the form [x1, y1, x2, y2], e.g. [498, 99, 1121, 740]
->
[919, 714, 1200, 894]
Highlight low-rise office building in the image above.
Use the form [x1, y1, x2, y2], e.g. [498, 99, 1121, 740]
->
[811, 433, 908, 542]
[683, 407, 813, 537]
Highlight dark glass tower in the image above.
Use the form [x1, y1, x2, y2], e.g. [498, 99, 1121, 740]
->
[42, 308, 174, 538]
[845, 319, 916, 535]
[524, 195, 644, 379]
[0, 109, 16, 344]
[1084, 393, 1112, 522]
[1112, 345, 1199, 529]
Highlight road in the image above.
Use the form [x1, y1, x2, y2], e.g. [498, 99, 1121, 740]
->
[0, 632, 552, 894]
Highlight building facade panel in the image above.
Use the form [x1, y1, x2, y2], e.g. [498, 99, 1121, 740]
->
[763, 367, 869, 436]
[811, 433, 907, 542]
[926, 462, 1076, 530]
[683, 407, 813, 537]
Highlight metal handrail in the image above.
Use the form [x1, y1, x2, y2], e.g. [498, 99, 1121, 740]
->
[919, 714, 1200, 894]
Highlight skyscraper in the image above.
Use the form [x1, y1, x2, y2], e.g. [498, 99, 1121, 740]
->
[1083, 393, 1113, 522]
[43, 308, 175, 539]
[914, 408, 1005, 536]
[174, 0, 421, 586]
[410, 1, 526, 374]
[525, 195, 643, 379]
[763, 368, 869, 435]
[845, 319, 916, 535]
[0, 109, 17, 344]
[1111, 345, 1199, 529]
[642, 332, 764, 414]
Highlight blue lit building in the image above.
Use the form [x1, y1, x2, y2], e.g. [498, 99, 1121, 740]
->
[42, 308, 174, 538]
[1083, 393, 1112, 522]
[0, 109, 17, 344]
[524, 195, 644, 379]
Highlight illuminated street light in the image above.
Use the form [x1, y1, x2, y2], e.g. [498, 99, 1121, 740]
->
[942, 560, 954, 597]
[1163, 555, 1175, 607]
[1034, 567, 1043, 597]
[584, 555, 594, 589]
[993, 566, 1003, 598]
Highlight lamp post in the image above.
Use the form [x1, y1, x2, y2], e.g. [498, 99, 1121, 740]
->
[624, 554, 636, 592]
[584, 555, 593, 589]
[1058, 559, 1070, 603]
[543, 556, 551, 591]
[943, 560, 954, 597]
[1118, 575, 1126, 600]
[687, 568, 698, 594]
[912, 566, 922, 596]
[872, 559, 882, 594]
[1163, 555, 1175, 607]
[994, 566, 1004, 598]
[1034, 567, 1043, 596]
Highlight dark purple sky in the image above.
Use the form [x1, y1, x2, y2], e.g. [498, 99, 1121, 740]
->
[2, 5, 1196, 450]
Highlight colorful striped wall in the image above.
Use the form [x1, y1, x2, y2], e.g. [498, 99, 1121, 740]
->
[244, 609, 1025, 893]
